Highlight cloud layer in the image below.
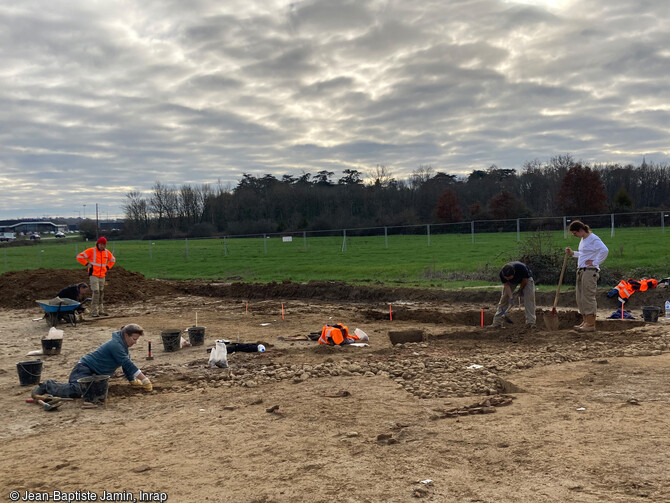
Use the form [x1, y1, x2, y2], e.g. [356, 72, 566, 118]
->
[1, 0, 668, 219]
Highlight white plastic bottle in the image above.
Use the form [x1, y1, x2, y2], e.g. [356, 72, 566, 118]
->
[665, 300, 670, 319]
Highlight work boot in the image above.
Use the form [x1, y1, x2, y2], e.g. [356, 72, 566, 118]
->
[573, 315, 585, 330]
[31, 383, 46, 399]
[525, 323, 537, 330]
[91, 313, 99, 318]
[486, 323, 504, 330]
[100, 312, 109, 316]
[578, 314, 596, 332]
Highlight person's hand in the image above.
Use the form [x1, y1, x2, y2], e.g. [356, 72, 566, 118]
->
[141, 377, 153, 391]
[131, 378, 153, 391]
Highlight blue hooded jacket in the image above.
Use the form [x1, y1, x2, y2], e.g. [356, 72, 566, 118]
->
[80, 331, 140, 381]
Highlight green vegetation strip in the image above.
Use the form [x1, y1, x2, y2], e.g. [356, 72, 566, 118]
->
[1, 227, 668, 288]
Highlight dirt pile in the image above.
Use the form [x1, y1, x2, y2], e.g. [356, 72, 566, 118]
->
[180, 280, 508, 303]
[0, 267, 176, 309]
[2, 268, 668, 312]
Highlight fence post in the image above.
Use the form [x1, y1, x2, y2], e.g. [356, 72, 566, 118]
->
[471, 221, 475, 244]
[341, 229, 347, 252]
[223, 237, 228, 256]
[563, 216, 567, 239]
[384, 226, 388, 249]
[611, 213, 615, 238]
[663, 211, 666, 234]
[516, 219, 520, 242]
[427, 224, 431, 246]
[263, 234, 267, 254]
[303, 231, 307, 251]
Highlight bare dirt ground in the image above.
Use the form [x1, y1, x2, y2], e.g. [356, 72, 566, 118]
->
[1, 268, 669, 503]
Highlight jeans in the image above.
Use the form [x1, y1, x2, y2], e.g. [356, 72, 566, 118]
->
[36, 362, 95, 398]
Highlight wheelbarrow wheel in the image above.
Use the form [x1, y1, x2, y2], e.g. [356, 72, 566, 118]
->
[45, 312, 59, 327]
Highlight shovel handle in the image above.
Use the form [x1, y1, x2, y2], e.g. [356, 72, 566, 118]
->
[553, 252, 569, 310]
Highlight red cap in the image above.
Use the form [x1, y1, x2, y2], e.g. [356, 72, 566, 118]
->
[96, 237, 107, 245]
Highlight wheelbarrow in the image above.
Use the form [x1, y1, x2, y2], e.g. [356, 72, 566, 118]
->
[35, 298, 85, 327]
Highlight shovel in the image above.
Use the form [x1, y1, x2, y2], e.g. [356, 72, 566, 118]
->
[544, 252, 569, 331]
[500, 298, 515, 324]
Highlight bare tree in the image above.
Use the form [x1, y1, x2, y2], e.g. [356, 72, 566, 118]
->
[123, 191, 149, 237]
[367, 164, 394, 188]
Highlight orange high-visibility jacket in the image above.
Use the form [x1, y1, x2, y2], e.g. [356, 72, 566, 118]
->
[615, 278, 658, 301]
[76, 246, 116, 278]
[629, 278, 658, 291]
[614, 280, 636, 301]
[319, 324, 362, 345]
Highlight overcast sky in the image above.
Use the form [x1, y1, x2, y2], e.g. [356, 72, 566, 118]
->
[1, 0, 668, 220]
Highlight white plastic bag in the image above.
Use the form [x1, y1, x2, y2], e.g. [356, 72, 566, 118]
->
[45, 326, 64, 340]
[208, 340, 228, 368]
[354, 328, 369, 342]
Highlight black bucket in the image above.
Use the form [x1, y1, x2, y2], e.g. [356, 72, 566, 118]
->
[77, 375, 110, 404]
[17, 360, 43, 386]
[188, 326, 206, 346]
[41, 338, 63, 355]
[642, 306, 661, 322]
[161, 329, 181, 352]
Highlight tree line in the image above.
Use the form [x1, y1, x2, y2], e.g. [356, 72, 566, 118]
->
[122, 154, 670, 239]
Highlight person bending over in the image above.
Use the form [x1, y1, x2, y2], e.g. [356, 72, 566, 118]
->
[489, 261, 536, 329]
[32, 324, 152, 399]
[56, 282, 90, 315]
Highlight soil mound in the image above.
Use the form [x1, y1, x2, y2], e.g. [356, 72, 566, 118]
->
[0, 267, 176, 309]
[178, 280, 498, 303]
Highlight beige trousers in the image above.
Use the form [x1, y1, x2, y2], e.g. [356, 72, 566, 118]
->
[89, 275, 106, 315]
[575, 268, 599, 315]
[492, 278, 536, 326]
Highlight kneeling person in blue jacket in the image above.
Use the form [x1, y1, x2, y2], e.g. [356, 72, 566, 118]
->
[32, 324, 153, 399]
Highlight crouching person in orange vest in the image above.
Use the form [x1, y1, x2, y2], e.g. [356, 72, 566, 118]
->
[318, 324, 368, 345]
[76, 237, 115, 317]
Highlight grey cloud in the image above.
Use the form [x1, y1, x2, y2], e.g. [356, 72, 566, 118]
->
[1, 0, 669, 218]
[289, 0, 374, 33]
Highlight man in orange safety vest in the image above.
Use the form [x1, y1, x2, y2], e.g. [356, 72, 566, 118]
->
[76, 237, 115, 317]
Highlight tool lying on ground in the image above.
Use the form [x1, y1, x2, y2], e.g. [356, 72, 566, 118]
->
[26, 394, 69, 411]
[544, 252, 569, 331]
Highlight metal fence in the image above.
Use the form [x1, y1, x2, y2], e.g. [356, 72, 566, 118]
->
[217, 210, 670, 251]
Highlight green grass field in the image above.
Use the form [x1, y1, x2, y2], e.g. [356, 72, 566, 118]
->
[1, 227, 668, 289]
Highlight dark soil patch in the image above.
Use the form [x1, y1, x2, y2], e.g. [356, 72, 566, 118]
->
[2, 268, 668, 314]
[0, 267, 177, 309]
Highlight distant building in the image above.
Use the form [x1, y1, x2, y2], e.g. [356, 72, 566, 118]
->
[0, 221, 67, 235]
